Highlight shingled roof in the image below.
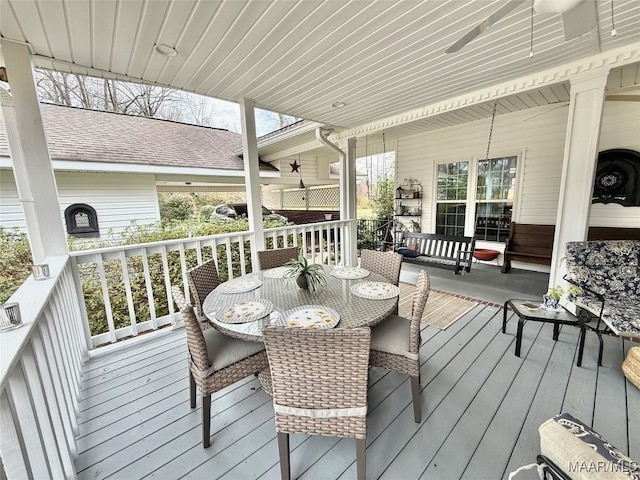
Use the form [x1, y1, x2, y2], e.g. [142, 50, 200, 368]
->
[0, 103, 278, 172]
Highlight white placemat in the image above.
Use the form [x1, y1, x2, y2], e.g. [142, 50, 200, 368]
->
[217, 277, 262, 294]
[350, 281, 400, 300]
[329, 266, 370, 279]
[215, 299, 274, 324]
[276, 305, 340, 329]
[262, 266, 289, 279]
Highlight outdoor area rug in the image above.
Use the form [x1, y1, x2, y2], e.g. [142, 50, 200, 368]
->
[398, 283, 479, 330]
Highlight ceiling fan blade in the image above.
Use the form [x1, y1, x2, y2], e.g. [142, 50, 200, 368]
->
[445, 0, 526, 54]
[561, 0, 597, 40]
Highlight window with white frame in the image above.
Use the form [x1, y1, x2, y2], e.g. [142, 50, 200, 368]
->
[474, 156, 517, 242]
[435, 161, 469, 237]
[436, 156, 518, 241]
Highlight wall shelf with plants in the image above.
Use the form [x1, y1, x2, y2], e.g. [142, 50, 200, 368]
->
[394, 178, 422, 240]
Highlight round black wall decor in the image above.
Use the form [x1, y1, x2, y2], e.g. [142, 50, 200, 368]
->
[64, 203, 100, 237]
[592, 149, 640, 207]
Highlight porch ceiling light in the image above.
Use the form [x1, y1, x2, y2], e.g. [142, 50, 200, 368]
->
[331, 101, 346, 108]
[155, 44, 178, 57]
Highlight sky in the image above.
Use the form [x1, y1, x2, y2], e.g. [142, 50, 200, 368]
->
[180, 91, 297, 137]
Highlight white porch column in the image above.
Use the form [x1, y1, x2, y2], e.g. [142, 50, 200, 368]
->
[549, 68, 609, 287]
[345, 137, 358, 265]
[239, 98, 264, 270]
[0, 41, 67, 263]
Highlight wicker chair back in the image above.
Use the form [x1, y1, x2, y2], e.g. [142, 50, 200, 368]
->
[360, 249, 402, 285]
[263, 326, 371, 439]
[171, 286, 211, 372]
[257, 246, 300, 270]
[409, 270, 431, 355]
[186, 259, 221, 317]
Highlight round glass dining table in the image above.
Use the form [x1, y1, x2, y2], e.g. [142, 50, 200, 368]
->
[202, 265, 398, 342]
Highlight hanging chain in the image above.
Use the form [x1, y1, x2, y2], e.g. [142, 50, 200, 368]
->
[610, 0, 617, 36]
[485, 100, 498, 160]
[529, 0, 534, 57]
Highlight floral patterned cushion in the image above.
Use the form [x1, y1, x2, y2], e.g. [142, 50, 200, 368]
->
[574, 294, 640, 338]
[539, 413, 639, 480]
[565, 241, 640, 339]
[565, 241, 640, 301]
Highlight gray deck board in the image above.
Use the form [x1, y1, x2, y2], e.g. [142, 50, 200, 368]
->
[592, 333, 629, 452]
[375, 306, 511, 480]
[502, 323, 579, 476]
[384, 310, 521, 480]
[74, 303, 639, 480]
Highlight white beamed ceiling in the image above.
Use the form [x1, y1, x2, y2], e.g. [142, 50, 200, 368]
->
[1, 0, 639, 130]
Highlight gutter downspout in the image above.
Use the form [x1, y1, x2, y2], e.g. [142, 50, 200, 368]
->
[315, 128, 357, 265]
[315, 128, 347, 219]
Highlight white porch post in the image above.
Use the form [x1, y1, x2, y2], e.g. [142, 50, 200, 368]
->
[0, 41, 67, 263]
[549, 68, 609, 287]
[345, 137, 358, 265]
[239, 98, 264, 270]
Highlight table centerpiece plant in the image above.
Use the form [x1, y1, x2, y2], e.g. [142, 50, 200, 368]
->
[284, 251, 327, 294]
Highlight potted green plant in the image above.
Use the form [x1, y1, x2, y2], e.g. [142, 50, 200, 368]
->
[284, 251, 327, 294]
[567, 284, 582, 301]
[543, 286, 564, 310]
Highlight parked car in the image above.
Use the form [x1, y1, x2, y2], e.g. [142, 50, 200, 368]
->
[210, 203, 289, 223]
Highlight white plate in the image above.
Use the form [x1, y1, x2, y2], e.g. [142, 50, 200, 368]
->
[215, 299, 274, 324]
[217, 277, 262, 294]
[276, 305, 340, 329]
[262, 266, 289, 279]
[350, 281, 400, 300]
[329, 266, 370, 279]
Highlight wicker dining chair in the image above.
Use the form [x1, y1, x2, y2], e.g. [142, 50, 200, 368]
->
[186, 259, 221, 321]
[171, 286, 268, 448]
[369, 269, 430, 423]
[263, 326, 371, 480]
[360, 249, 402, 286]
[257, 246, 300, 270]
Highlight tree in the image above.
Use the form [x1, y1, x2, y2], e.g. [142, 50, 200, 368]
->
[370, 176, 395, 220]
[159, 195, 195, 222]
[259, 109, 300, 129]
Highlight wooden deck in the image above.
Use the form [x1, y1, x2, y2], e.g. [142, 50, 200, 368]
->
[74, 303, 639, 480]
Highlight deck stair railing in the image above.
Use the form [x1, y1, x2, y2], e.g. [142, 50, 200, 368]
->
[0, 255, 88, 479]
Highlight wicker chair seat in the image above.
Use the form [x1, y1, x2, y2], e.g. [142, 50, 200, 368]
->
[202, 328, 265, 372]
[257, 369, 273, 396]
[370, 315, 413, 358]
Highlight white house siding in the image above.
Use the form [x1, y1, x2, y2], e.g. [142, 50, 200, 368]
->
[590, 101, 640, 228]
[0, 168, 24, 230]
[0, 169, 160, 236]
[396, 101, 640, 237]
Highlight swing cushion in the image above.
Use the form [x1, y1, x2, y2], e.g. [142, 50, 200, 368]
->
[397, 247, 421, 259]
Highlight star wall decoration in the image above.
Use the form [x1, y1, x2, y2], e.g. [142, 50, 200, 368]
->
[289, 160, 300, 173]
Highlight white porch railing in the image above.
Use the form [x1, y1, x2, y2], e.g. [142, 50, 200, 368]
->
[0, 255, 88, 480]
[0, 220, 352, 478]
[69, 220, 352, 349]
